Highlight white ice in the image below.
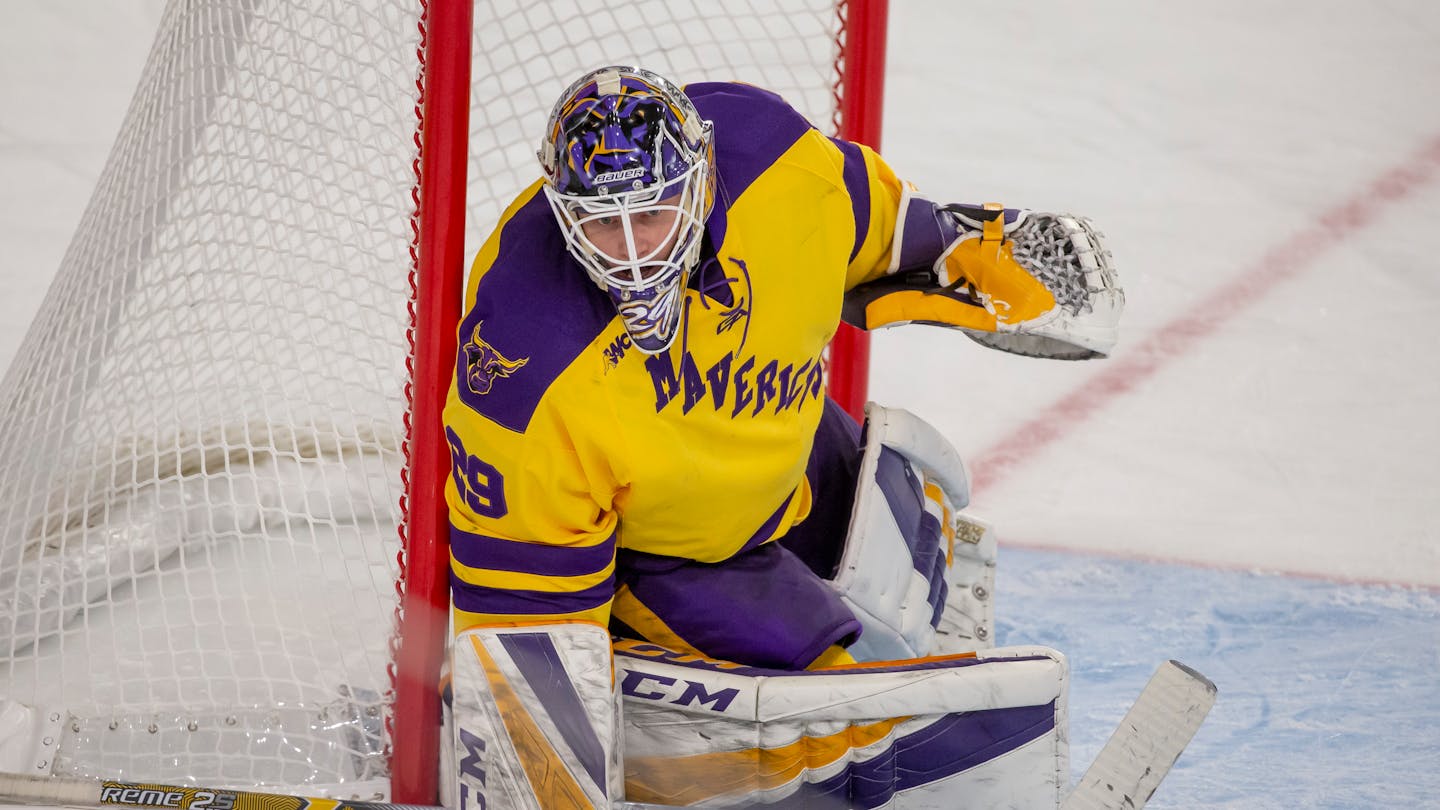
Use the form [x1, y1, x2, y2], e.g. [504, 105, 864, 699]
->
[3, 1, 1438, 807]
[870, 2, 1440, 589]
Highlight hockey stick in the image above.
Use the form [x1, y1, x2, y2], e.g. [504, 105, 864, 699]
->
[0, 772, 675, 810]
[4, 660, 1213, 810]
[1061, 659, 1218, 810]
[0, 772, 438, 810]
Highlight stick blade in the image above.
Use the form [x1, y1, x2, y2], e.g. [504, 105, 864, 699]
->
[1062, 660, 1217, 810]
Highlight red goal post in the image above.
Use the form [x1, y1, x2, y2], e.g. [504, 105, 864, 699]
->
[0, 1, 887, 805]
[397, 3, 888, 802]
[826, 0, 887, 424]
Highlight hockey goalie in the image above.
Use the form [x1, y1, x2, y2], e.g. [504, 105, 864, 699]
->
[441, 66, 1123, 809]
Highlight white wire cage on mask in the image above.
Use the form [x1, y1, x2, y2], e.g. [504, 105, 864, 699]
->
[543, 157, 711, 353]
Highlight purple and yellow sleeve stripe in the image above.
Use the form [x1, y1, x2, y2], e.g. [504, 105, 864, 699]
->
[450, 525, 617, 632]
[828, 137, 873, 264]
[827, 137, 907, 289]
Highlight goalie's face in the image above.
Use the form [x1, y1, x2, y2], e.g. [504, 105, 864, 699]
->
[539, 66, 714, 355]
[547, 171, 707, 354]
[576, 191, 684, 277]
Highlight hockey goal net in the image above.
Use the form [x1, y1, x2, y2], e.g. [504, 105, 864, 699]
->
[0, 0, 883, 803]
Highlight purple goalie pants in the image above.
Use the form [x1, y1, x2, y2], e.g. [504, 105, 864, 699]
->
[611, 398, 865, 670]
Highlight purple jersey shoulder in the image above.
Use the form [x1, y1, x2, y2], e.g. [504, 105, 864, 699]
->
[685, 81, 817, 207]
[454, 192, 615, 434]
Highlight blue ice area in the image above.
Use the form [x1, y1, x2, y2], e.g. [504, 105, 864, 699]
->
[997, 547, 1440, 809]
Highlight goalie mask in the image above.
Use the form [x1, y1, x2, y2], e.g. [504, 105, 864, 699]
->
[539, 66, 715, 354]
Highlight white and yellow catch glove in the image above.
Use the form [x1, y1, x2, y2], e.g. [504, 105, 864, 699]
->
[844, 193, 1124, 359]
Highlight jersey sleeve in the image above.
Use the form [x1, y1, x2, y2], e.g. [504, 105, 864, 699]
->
[825, 137, 958, 294]
[444, 394, 620, 635]
[443, 186, 624, 636]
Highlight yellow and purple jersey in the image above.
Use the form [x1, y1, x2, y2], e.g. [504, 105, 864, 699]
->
[444, 82, 918, 633]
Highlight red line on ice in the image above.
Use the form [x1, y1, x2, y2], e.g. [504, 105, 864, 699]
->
[970, 132, 1440, 493]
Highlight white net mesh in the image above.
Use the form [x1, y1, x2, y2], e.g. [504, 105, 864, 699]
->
[464, 0, 844, 256]
[0, 0, 419, 791]
[0, 0, 850, 793]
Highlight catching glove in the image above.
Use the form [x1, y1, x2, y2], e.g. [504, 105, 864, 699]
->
[844, 197, 1124, 359]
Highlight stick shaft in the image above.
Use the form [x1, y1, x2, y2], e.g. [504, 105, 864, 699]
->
[0, 773, 440, 810]
[0, 772, 678, 810]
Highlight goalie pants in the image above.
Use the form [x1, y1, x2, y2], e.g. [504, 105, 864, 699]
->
[611, 398, 864, 670]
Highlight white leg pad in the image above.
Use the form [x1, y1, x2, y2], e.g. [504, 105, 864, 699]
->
[616, 641, 1070, 808]
[450, 623, 622, 810]
[830, 403, 973, 661]
[933, 512, 998, 655]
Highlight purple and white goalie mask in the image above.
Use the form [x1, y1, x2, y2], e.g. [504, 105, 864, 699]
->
[539, 66, 714, 354]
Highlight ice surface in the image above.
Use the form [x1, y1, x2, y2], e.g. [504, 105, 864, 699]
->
[1003, 547, 1440, 807]
[3, 1, 1439, 806]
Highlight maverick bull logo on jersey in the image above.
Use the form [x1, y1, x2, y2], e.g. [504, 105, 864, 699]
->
[462, 321, 529, 396]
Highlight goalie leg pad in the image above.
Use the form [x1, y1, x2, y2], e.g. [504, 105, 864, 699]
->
[932, 511, 998, 656]
[615, 640, 1069, 808]
[450, 623, 622, 810]
[829, 403, 971, 661]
